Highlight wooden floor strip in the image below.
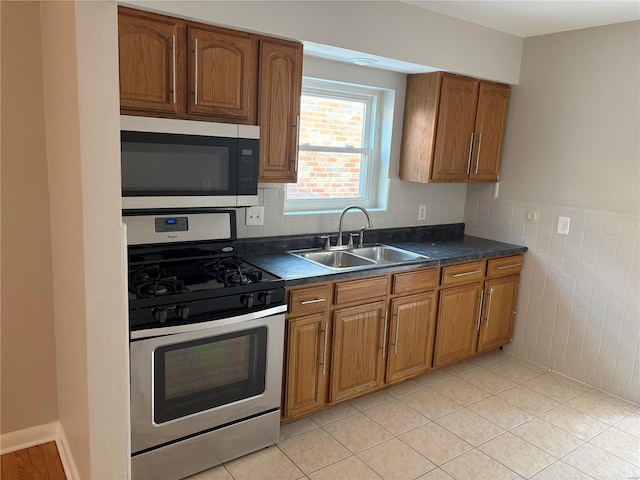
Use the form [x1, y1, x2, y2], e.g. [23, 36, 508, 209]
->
[0, 442, 66, 480]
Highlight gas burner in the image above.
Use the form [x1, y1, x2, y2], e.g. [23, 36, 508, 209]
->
[200, 257, 243, 276]
[224, 269, 262, 286]
[130, 265, 163, 286]
[129, 265, 187, 298]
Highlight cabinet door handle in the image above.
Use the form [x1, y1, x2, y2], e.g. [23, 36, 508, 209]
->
[381, 310, 388, 359]
[293, 114, 300, 172]
[497, 263, 521, 270]
[300, 298, 325, 305]
[477, 289, 485, 331]
[485, 287, 494, 328]
[321, 322, 328, 376]
[194, 37, 198, 105]
[393, 309, 400, 355]
[474, 133, 482, 174]
[453, 270, 482, 278]
[171, 34, 177, 104]
[466, 132, 475, 175]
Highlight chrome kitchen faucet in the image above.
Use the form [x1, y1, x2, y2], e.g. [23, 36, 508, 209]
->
[337, 205, 373, 248]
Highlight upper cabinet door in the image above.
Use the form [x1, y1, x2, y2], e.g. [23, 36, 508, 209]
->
[469, 82, 510, 182]
[188, 26, 257, 123]
[258, 40, 303, 183]
[431, 75, 479, 182]
[118, 8, 180, 114]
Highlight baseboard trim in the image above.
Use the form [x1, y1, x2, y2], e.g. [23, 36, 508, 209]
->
[55, 423, 80, 480]
[1, 421, 80, 480]
[0, 421, 57, 454]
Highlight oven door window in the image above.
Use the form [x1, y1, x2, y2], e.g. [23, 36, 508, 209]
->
[153, 326, 267, 424]
[121, 131, 237, 196]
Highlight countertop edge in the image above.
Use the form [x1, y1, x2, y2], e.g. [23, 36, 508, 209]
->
[242, 236, 528, 288]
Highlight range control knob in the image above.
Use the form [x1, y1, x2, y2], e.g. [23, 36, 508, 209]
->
[241, 294, 255, 308]
[259, 290, 273, 305]
[175, 305, 190, 320]
[152, 308, 168, 323]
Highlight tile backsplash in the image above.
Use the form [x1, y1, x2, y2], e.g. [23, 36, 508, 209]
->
[235, 180, 467, 239]
[464, 184, 640, 404]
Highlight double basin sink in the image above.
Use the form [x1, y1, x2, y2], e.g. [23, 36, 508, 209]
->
[289, 244, 429, 270]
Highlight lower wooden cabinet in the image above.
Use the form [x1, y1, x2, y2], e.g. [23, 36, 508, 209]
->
[386, 292, 437, 383]
[477, 275, 519, 353]
[330, 301, 387, 403]
[284, 312, 330, 418]
[433, 283, 483, 368]
[282, 256, 522, 422]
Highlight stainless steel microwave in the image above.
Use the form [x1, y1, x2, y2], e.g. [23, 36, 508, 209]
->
[120, 116, 259, 210]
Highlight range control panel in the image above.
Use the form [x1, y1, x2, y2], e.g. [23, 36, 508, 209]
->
[155, 217, 188, 232]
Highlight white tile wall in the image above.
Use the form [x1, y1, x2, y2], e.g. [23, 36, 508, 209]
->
[465, 184, 640, 404]
[235, 180, 467, 239]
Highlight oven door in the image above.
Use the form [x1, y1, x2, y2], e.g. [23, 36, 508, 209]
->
[130, 305, 285, 454]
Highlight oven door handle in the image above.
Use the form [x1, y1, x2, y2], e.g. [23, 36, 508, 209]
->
[130, 304, 287, 340]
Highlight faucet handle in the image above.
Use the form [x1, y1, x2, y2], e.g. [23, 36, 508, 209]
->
[319, 235, 332, 251]
[358, 227, 366, 248]
[349, 233, 358, 247]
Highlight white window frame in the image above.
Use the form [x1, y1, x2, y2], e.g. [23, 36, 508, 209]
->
[284, 78, 384, 213]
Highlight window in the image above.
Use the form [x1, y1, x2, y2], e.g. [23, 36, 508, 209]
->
[285, 78, 387, 213]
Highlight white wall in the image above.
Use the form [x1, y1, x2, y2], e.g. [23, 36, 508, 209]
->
[464, 21, 640, 404]
[1, 0, 59, 435]
[496, 21, 640, 215]
[124, 0, 523, 84]
[40, 1, 129, 478]
[237, 56, 467, 239]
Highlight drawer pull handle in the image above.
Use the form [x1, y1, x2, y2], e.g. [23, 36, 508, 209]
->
[497, 263, 521, 270]
[382, 310, 388, 359]
[452, 270, 483, 278]
[394, 309, 400, 355]
[321, 322, 328, 376]
[300, 298, 326, 305]
[477, 289, 485, 331]
[485, 287, 494, 328]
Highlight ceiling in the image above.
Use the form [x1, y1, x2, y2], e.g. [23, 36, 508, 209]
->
[304, 1, 639, 73]
[403, 0, 640, 38]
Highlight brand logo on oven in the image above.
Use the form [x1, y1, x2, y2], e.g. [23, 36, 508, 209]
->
[168, 234, 179, 239]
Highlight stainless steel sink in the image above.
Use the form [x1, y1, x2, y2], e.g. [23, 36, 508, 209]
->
[289, 244, 428, 270]
[351, 245, 428, 263]
[294, 250, 376, 269]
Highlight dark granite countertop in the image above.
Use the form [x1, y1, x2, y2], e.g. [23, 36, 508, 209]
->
[236, 224, 527, 287]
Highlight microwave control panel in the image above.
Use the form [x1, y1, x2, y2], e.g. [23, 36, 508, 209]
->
[237, 139, 259, 195]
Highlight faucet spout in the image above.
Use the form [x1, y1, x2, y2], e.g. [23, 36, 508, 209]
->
[337, 205, 373, 247]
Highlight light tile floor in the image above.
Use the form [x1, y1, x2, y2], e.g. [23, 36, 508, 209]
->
[187, 351, 640, 480]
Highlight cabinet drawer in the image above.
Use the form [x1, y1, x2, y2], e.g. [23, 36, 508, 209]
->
[288, 284, 331, 316]
[441, 260, 486, 286]
[334, 276, 388, 305]
[488, 255, 523, 278]
[392, 268, 439, 294]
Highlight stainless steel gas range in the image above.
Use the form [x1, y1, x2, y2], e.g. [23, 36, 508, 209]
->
[124, 209, 285, 480]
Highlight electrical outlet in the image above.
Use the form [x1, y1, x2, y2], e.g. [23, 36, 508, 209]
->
[557, 215, 570, 235]
[246, 206, 264, 226]
[418, 205, 427, 221]
[526, 209, 540, 224]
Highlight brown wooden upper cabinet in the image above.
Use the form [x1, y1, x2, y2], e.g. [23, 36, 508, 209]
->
[258, 40, 303, 183]
[117, 6, 304, 168]
[400, 72, 510, 183]
[118, 8, 181, 115]
[187, 26, 257, 122]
